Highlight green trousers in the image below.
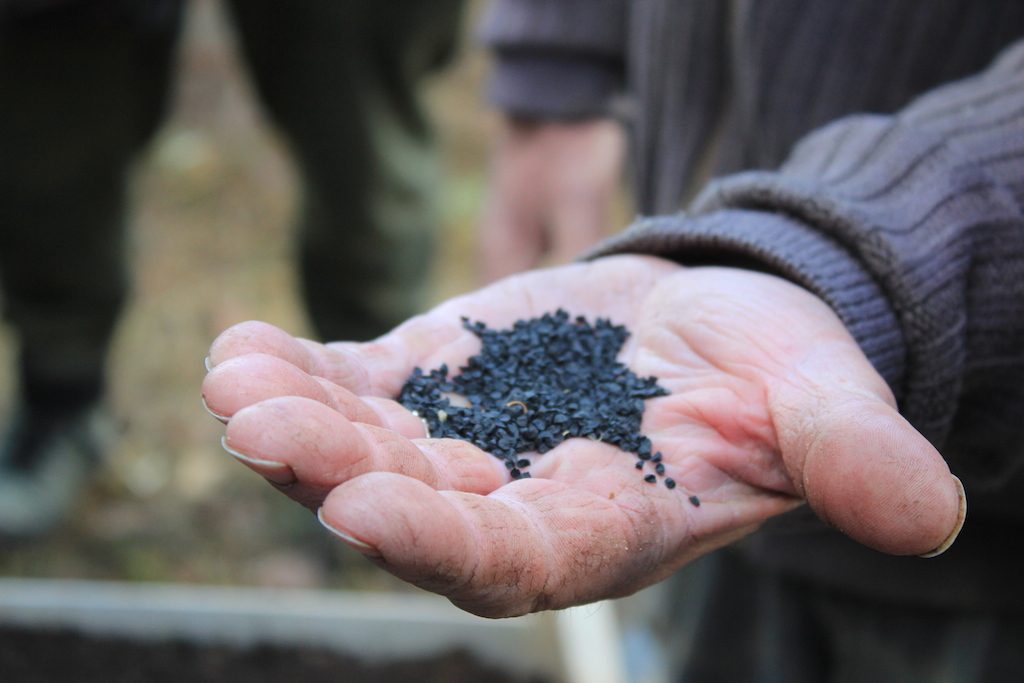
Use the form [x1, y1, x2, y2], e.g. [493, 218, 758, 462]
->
[0, 0, 462, 398]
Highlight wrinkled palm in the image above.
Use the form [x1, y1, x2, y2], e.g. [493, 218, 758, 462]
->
[202, 255, 961, 617]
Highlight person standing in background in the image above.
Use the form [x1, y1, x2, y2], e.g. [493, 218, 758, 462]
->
[477, 1, 1024, 679]
[0, 0, 463, 539]
[201, 2, 1024, 682]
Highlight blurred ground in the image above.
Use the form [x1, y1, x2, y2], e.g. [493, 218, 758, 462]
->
[0, 0, 498, 591]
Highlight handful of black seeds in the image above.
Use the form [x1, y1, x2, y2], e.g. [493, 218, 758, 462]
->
[397, 310, 678, 489]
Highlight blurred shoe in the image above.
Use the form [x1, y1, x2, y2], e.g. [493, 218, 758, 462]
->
[0, 402, 113, 540]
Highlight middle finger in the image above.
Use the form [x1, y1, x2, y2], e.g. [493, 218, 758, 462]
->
[223, 396, 508, 508]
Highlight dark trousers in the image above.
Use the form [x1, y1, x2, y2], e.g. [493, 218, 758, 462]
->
[0, 0, 462, 397]
[675, 550, 1024, 683]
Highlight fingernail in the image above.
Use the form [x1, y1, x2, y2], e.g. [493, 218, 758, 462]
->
[221, 436, 296, 486]
[202, 396, 230, 424]
[204, 356, 213, 372]
[919, 475, 967, 558]
[317, 507, 381, 557]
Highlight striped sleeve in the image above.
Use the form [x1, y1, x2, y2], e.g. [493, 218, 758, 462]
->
[479, 0, 627, 119]
[590, 40, 1024, 453]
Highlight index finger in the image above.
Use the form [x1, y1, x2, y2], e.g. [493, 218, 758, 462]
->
[206, 318, 475, 397]
[206, 257, 680, 397]
[204, 290, 540, 398]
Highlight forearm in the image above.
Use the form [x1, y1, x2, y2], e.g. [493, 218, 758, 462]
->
[590, 41, 1024, 460]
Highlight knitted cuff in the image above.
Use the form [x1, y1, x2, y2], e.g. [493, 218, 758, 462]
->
[487, 52, 624, 120]
[586, 209, 906, 393]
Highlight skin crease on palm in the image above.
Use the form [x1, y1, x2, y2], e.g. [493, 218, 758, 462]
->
[201, 254, 964, 618]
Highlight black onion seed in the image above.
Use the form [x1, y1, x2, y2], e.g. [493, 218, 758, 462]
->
[644, 474, 657, 484]
[655, 463, 665, 475]
[396, 310, 669, 488]
[689, 495, 701, 507]
[664, 478, 676, 490]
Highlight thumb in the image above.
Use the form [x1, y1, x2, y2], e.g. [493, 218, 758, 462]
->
[773, 388, 965, 557]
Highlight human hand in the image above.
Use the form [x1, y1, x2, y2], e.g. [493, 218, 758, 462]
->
[479, 116, 625, 282]
[202, 255, 965, 617]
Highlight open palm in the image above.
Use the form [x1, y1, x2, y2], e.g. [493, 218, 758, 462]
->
[202, 255, 963, 617]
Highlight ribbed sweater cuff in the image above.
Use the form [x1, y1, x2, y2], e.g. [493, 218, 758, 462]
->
[586, 210, 906, 391]
[480, 0, 625, 55]
[487, 53, 624, 120]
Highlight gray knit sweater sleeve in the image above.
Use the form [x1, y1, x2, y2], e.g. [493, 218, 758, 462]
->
[480, 0, 627, 119]
[589, 42, 1024, 462]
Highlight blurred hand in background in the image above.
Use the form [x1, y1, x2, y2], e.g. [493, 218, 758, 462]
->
[478, 117, 625, 282]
